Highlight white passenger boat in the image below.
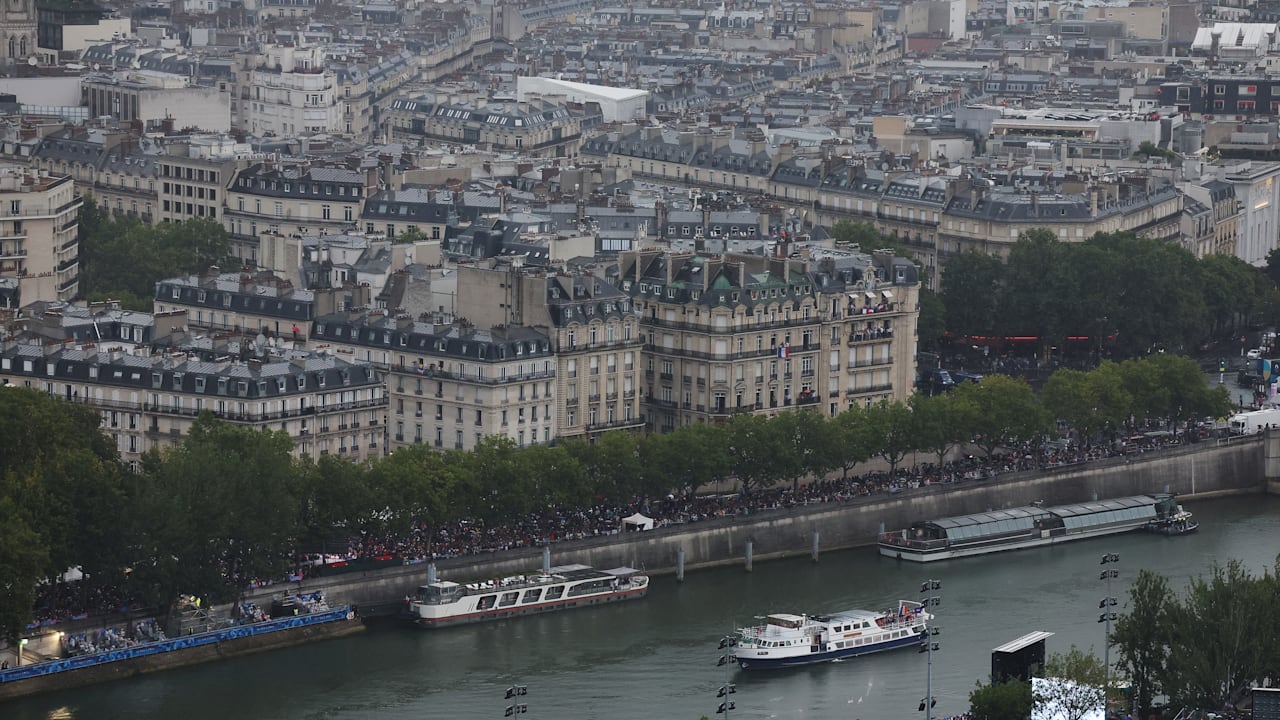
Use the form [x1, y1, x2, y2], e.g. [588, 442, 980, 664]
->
[879, 494, 1184, 562]
[730, 600, 930, 671]
[405, 563, 649, 628]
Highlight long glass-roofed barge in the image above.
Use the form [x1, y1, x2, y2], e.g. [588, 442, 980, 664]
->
[878, 494, 1180, 562]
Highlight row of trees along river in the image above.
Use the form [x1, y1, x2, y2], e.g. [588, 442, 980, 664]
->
[0, 353, 1231, 644]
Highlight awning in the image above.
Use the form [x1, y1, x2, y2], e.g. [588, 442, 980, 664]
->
[847, 293, 857, 300]
[864, 291, 876, 299]
[881, 290, 894, 299]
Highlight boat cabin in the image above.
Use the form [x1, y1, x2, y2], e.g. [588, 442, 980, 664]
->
[416, 581, 465, 605]
[766, 614, 805, 630]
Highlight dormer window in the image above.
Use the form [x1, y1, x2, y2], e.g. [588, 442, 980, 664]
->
[297, 374, 306, 389]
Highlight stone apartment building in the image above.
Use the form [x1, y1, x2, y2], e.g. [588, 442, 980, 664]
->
[153, 270, 370, 337]
[232, 45, 369, 139]
[384, 97, 584, 159]
[156, 137, 253, 225]
[223, 162, 371, 265]
[309, 312, 556, 452]
[0, 167, 82, 304]
[613, 247, 919, 431]
[0, 342, 386, 467]
[455, 261, 647, 441]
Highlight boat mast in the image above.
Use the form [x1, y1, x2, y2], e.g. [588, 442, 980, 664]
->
[716, 630, 738, 716]
[1099, 553, 1121, 708]
[919, 580, 942, 720]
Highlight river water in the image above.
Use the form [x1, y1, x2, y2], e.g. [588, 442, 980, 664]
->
[10, 494, 1280, 720]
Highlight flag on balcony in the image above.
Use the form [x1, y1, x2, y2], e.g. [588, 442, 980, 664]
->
[777, 343, 790, 359]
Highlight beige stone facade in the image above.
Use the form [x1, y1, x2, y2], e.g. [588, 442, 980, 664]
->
[614, 248, 920, 431]
[0, 168, 82, 303]
[454, 262, 646, 440]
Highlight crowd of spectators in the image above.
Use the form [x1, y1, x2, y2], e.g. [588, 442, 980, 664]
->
[61, 620, 166, 658]
[27, 579, 142, 631]
[310, 428, 1192, 570]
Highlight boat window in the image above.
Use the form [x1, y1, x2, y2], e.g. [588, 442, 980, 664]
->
[499, 591, 519, 607]
[545, 586, 564, 600]
[521, 589, 543, 604]
[477, 595, 496, 610]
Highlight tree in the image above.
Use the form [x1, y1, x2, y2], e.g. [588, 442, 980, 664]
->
[393, 227, 428, 244]
[1036, 646, 1109, 720]
[128, 414, 300, 608]
[366, 444, 458, 537]
[0, 497, 48, 643]
[829, 405, 877, 480]
[917, 288, 946, 349]
[952, 375, 1048, 457]
[639, 422, 729, 497]
[726, 413, 790, 493]
[830, 220, 884, 248]
[0, 386, 129, 632]
[770, 410, 836, 490]
[910, 391, 973, 468]
[863, 401, 916, 476]
[941, 251, 1005, 338]
[1161, 559, 1274, 710]
[1003, 230, 1072, 358]
[1111, 569, 1173, 716]
[584, 430, 644, 505]
[968, 679, 1033, 720]
[77, 208, 231, 301]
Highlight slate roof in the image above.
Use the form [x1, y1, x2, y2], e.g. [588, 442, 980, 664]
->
[312, 312, 552, 362]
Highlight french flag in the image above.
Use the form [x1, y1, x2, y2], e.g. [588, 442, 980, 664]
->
[777, 344, 790, 359]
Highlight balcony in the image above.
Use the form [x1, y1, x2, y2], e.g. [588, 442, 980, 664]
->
[797, 394, 821, 406]
[644, 343, 821, 362]
[587, 394, 601, 403]
[846, 383, 894, 396]
[639, 315, 819, 334]
[395, 366, 556, 385]
[847, 329, 894, 346]
[659, 371, 673, 380]
[848, 357, 895, 369]
[585, 417, 646, 432]
[567, 396, 579, 406]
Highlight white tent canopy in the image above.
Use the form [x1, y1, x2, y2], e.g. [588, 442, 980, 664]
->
[622, 513, 654, 532]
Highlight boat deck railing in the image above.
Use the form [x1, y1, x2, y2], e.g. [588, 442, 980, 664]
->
[878, 532, 948, 550]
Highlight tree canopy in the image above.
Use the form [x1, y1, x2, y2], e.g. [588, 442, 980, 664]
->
[77, 197, 231, 309]
[942, 231, 1278, 358]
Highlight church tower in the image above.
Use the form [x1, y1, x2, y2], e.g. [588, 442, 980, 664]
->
[0, 0, 36, 64]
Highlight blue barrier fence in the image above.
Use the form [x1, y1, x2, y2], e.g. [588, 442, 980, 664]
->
[0, 607, 353, 684]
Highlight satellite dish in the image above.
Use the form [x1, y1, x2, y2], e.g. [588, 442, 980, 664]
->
[93, 62, 100, 71]
[26, 56, 36, 67]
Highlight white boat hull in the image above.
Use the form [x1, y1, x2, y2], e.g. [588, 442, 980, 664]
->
[735, 627, 924, 670]
[408, 584, 648, 628]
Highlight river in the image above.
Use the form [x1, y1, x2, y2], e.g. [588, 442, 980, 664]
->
[10, 494, 1280, 720]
